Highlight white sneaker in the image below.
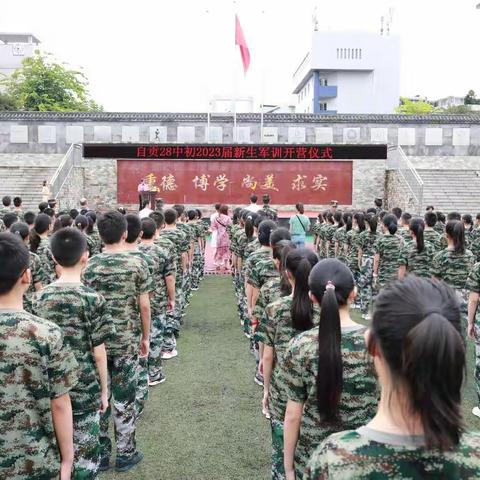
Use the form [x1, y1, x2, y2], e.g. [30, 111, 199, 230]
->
[472, 407, 480, 418]
[161, 349, 178, 360]
[148, 374, 166, 386]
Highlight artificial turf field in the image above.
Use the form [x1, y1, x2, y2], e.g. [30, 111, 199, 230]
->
[101, 274, 480, 480]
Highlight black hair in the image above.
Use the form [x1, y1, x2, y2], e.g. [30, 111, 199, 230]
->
[410, 218, 425, 253]
[3, 213, 18, 230]
[383, 214, 398, 235]
[296, 203, 305, 215]
[437, 212, 446, 223]
[262, 194, 270, 205]
[85, 215, 95, 235]
[215, 203, 221, 211]
[250, 194, 258, 204]
[30, 213, 51, 253]
[258, 220, 277, 246]
[317, 213, 324, 224]
[10, 222, 29, 241]
[97, 210, 127, 245]
[426, 205, 435, 211]
[23, 211, 36, 226]
[164, 208, 177, 226]
[173, 204, 185, 218]
[272, 240, 296, 296]
[286, 248, 319, 331]
[392, 207, 403, 220]
[365, 213, 378, 233]
[73, 214, 88, 231]
[219, 204, 229, 215]
[354, 212, 366, 232]
[53, 214, 73, 233]
[309, 259, 355, 422]
[13, 196, 22, 207]
[38, 201, 48, 212]
[43, 208, 55, 218]
[333, 211, 344, 228]
[50, 228, 87, 267]
[343, 212, 352, 232]
[447, 212, 461, 221]
[2, 196, 11, 207]
[69, 208, 79, 220]
[370, 276, 465, 450]
[425, 211, 438, 228]
[463, 214, 473, 230]
[125, 214, 142, 244]
[446, 220, 465, 254]
[80, 209, 88, 216]
[149, 210, 165, 229]
[326, 212, 335, 225]
[187, 209, 197, 221]
[270, 227, 291, 246]
[117, 207, 127, 215]
[366, 207, 377, 215]
[141, 218, 157, 240]
[0, 232, 30, 294]
[374, 198, 383, 208]
[86, 210, 97, 224]
[232, 207, 242, 224]
[244, 212, 258, 241]
[401, 212, 412, 226]
[196, 209, 203, 219]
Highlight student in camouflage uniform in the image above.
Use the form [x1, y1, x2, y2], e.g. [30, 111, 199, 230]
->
[139, 217, 176, 386]
[433, 211, 446, 235]
[13, 196, 24, 220]
[306, 276, 480, 480]
[467, 263, 480, 419]
[463, 213, 474, 248]
[262, 248, 319, 480]
[333, 212, 349, 262]
[31, 213, 57, 284]
[0, 232, 79, 480]
[398, 218, 436, 279]
[469, 213, 480, 262]
[373, 214, 403, 291]
[262, 194, 278, 221]
[187, 209, 204, 290]
[173, 205, 194, 304]
[86, 211, 103, 255]
[397, 212, 413, 245]
[424, 211, 442, 252]
[323, 213, 336, 258]
[83, 210, 151, 473]
[310, 213, 323, 257]
[33, 228, 113, 480]
[282, 259, 377, 479]
[345, 213, 364, 297]
[0, 195, 13, 219]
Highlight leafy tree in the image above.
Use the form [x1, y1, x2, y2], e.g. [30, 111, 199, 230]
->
[465, 90, 480, 105]
[0, 51, 102, 112]
[395, 97, 434, 114]
[0, 92, 17, 111]
[441, 105, 474, 114]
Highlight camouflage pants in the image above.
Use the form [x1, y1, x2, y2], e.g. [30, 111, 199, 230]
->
[73, 410, 101, 480]
[270, 418, 285, 480]
[475, 325, 480, 406]
[149, 313, 165, 380]
[136, 356, 149, 417]
[357, 255, 374, 314]
[100, 354, 139, 459]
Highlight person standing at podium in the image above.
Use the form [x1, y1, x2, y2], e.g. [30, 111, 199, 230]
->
[138, 178, 148, 210]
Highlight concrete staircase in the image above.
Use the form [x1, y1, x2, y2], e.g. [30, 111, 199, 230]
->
[418, 169, 480, 214]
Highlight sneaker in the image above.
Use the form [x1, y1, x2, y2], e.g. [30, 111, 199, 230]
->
[98, 457, 110, 472]
[364, 312, 372, 321]
[115, 451, 144, 472]
[254, 372, 264, 387]
[472, 407, 480, 418]
[262, 407, 271, 420]
[161, 349, 178, 360]
[148, 373, 166, 386]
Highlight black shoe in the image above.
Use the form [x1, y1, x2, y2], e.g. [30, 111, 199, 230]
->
[115, 451, 144, 472]
[98, 456, 110, 472]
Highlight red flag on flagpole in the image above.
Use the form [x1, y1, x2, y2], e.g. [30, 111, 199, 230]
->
[235, 14, 250, 74]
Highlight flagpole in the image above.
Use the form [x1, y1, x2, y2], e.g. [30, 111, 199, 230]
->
[233, 1, 238, 143]
[260, 6, 265, 143]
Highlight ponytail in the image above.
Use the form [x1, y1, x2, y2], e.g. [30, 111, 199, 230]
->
[273, 240, 296, 296]
[286, 248, 319, 331]
[30, 229, 41, 253]
[365, 213, 377, 234]
[383, 213, 398, 235]
[354, 212, 366, 232]
[30, 213, 51, 253]
[446, 220, 465, 254]
[245, 215, 255, 241]
[344, 214, 352, 232]
[410, 218, 425, 253]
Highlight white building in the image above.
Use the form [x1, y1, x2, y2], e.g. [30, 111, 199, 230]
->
[0, 33, 40, 78]
[292, 31, 400, 114]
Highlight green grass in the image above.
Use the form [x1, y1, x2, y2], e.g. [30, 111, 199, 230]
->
[101, 275, 270, 480]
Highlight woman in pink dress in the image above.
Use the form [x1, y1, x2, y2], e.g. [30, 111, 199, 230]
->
[211, 204, 232, 271]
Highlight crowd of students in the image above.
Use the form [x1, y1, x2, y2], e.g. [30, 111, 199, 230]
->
[228, 198, 480, 479]
[0, 195, 208, 479]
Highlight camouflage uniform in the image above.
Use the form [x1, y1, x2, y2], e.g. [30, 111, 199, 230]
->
[177, 222, 194, 302]
[398, 241, 435, 278]
[85, 234, 98, 258]
[345, 229, 361, 290]
[432, 248, 474, 291]
[0, 205, 12, 220]
[191, 222, 205, 289]
[263, 205, 278, 221]
[264, 298, 320, 480]
[433, 221, 445, 235]
[467, 263, 480, 408]
[281, 325, 378, 477]
[397, 227, 413, 246]
[356, 230, 378, 314]
[0, 310, 79, 479]
[253, 276, 282, 344]
[469, 226, 480, 262]
[0, 218, 5, 232]
[333, 226, 347, 262]
[138, 242, 176, 381]
[323, 224, 336, 258]
[37, 236, 57, 284]
[305, 429, 480, 480]
[373, 234, 403, 289]
[24, 252, 45, 313]
[83, 252, 151, 462]
[317, 223, 329, 259]
[424, 228, 442, 252]
[88, 229, 103, 255]
[32, 283, 114, 480]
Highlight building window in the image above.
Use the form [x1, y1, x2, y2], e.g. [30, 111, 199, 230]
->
[359, 48, 362, 59]
[336, 48, 340, 59]
[319, 77, 328, 87]
[319, 102, 328, 111]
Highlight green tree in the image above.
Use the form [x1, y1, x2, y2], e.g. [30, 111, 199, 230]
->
[441, 105, 474, 114]
[465, 90, 480, 105]
[0, 92, 17, 111]
[395, 97, 434, 114]
[0, 51, 102, 111]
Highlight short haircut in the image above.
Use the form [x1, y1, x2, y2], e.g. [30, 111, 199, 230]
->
[187, 209, 197, 221]
[149, 211, 165, 229]
[219, 204, 228, 215]
[97, 210, 127, 245]
[476, 213, 480, 221]
[447, 211, 461, 221]
[0, 232, 30, 294]
[13, 196, 22, 207]
[125, 214, 142, 243]
[69, 208, 79, 219]
[10, 222, 29, 241]
[426, 205, 435, 211]
[392, 207, 403, 219]
[43, 208, 55, 218]
[250, 194, 258, 204]
[374, 198, 383, 207]
[262, 194, 270, 205]
[437, 212, 446, 223]
[3, 213, 18, 229]
[50, 228, 87, 267]
[424, 211, 438, 227]
[164, 208, 177, 225]
[24, 211, 36, 226]
[2, 196, 11, 207]
[215, 203, 221, 211]
[141, 218, 157, 240]
[38, 202, 48, 212]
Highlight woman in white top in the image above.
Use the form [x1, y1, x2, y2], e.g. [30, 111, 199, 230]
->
[41, 180, 51, 202]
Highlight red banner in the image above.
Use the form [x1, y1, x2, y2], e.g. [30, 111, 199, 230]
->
[117, 160, 352, 205]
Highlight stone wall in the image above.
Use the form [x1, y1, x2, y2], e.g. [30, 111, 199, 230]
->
[81, 159, 117, 209]
[385, 170, 419, 213]
[352, 160, 386, 209]
[57, 166, 85, 211]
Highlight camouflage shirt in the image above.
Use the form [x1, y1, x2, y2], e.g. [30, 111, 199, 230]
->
[83, 252, 151, 355]
[469, 226, 480, 262]
[424, 228, 442, 252]
[32, 283, 114, 413]
[432, 248, 475, 291]
[155, 234, 177, 261]
[333, 226, 347, 262]
[24, 252, 45, 313]
[247, 247, 277, 289]
[87, 229, 103, 255]
[398, 241, 436, 278]
[433, 221, 445, 235]
[159, 228, 189, 276]
[262, 205, 278, 221]
[37, 236, 56, 284]
[357, 230, 378, 258]
[305, 428, 480, 480]
[282, 325, 378, 473]
[398, 228, 413, 245]
[324, 224, 336, 258]
[345, 229, 361, 272]
[373, 234, 404, 287]
[264, 296, 320, 421]
[0, 310, 78, 479]
[0, 206, 12, 220]
[254, 276, 283, 343]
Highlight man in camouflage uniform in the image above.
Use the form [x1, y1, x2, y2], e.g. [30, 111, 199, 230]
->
[0, 195, 13, 220]
[83, 210, 151, 473]
[33, 227, 114, 480]
[467, 263, 480, 418]
[0, 232, 79, 479]
[139, 217, 176, 385]
[13, 196, 24, 221]
[470, 213, 480, 262]
[424, 211, 442, 252]
[262, 194, 278, 221]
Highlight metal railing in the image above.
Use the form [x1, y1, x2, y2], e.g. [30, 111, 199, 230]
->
[49, 143, 82, 200]
[387, 145, 424, 213]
